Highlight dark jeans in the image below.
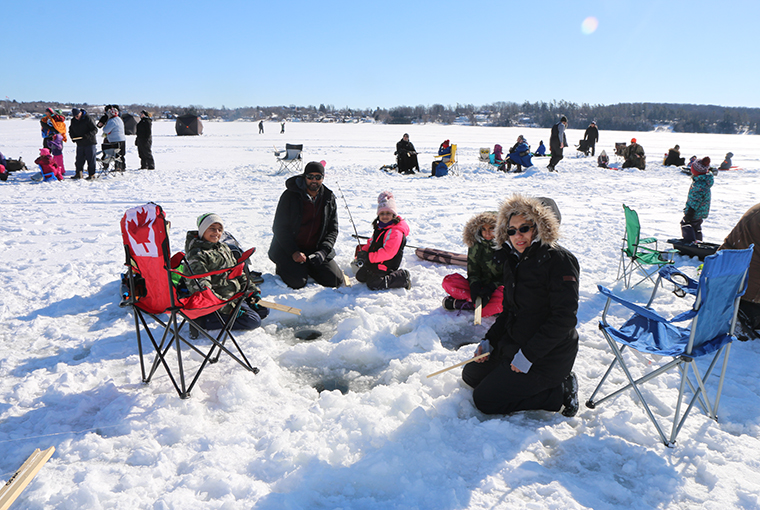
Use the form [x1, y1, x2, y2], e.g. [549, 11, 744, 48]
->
[549, 145, 563, 168]
[197, 301, 269, 331]
[75, 144, 97, 176]
[275, 256, 344, 289]
[137, 138, 155, 169]
[462, 352, 564, 415]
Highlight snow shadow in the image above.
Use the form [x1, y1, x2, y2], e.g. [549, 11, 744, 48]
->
[0, 382, 138, 477]
[249, 407, 679, 510]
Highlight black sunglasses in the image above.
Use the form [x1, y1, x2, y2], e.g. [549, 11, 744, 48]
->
[305, 173, 323, 181]
[507, 224, 534, 237]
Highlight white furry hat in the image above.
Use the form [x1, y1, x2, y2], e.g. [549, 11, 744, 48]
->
[377, 191, 397, 215]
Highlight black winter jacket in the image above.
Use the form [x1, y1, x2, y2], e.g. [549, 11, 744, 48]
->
[136, 117, 152, 141]
[68, 113, 98, 146]
[268, 175, 339, 264]
[486, 242, 580, 384]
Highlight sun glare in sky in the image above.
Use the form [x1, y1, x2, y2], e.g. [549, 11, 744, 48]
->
[581, 16, 599, 35]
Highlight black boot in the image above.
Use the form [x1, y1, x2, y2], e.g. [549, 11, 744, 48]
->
[442, 296, 475, 311]
[560, 372, 579, 417]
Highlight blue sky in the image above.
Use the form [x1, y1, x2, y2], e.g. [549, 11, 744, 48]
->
[2, 0, 756, 109]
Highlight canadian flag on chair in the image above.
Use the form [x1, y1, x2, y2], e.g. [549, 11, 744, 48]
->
[123, 204, 161, 258]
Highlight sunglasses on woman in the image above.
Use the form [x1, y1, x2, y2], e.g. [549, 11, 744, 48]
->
[507, 224, 534, 237]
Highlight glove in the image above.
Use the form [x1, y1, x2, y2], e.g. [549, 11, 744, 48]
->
[307, 250, 326, 267]
[354, 250, 369, 268]
[474, 339, 492, 360]
[245, 289, 262, 310]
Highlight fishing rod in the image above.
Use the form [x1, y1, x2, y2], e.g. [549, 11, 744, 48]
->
[351, 234, 420, 250]
[335, 179, 361, 246]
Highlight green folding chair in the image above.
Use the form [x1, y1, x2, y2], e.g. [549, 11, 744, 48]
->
[617, 204, 677, 288]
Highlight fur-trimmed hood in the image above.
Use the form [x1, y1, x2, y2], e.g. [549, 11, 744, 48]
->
[462, 211, 498, 248]
[495, 194, 562, 247]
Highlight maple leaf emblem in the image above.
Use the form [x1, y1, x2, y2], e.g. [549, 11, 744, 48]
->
[127, 208, 152, 250]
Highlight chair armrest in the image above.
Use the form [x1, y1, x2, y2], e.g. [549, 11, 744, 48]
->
[598, 285, 668, 323]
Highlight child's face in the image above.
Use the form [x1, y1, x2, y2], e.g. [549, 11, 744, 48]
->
[378, 211, 395, 222]
[202, 223, 223, 243]
[481, 224, 495, 241]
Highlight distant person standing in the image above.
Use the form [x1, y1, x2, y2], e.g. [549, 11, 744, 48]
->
[68, 108, 98, 179]
[40, 107, 67, 148]
[136, 110, 155, 170]
[548, 116, 568, 172]
[280, 121, 285, 134]
[259, 120, 264, 134]
[583, 121, 599, 156]
[102, 107, 126, 171]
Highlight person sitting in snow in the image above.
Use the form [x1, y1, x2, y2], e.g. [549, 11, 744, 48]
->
[185, 213, 268, 333]
[597, 150, 609, 168]
[431, 139, 452, 177]
[442, 211, 504, 316]
[719, 152, 734, 170]
[34, 148, 63, 181]
[664, 144, 685, 167]
[534, 140, 546, 157]
[622, 138, 646, 170]
[395, 133, 419, 174]
[680, 157, 713, 244]
[505, 135, 533, 173]
[351, 191, 411, 290]
[491, 144, 505, 171]
[462, 195, 580, 417]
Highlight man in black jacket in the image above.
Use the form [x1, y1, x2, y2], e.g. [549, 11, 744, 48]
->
[548, 116, 568, 172]
[68, 108, 98, 179]
[136, 111, 155, 169]
[268, 161, 345, 289]
[395, 133, 419, 174]
[583, 121, 599, 156]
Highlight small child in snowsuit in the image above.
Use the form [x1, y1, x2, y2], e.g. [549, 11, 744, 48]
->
[597, 150, 609, 168]
[35, 148, 63, 181]
[719, 152, 733, 170]
[352, 191, 411, 290]
[184, 213, 268, 332]
[535, 140, 546, 156]
[442, 211, 504, 316]
[45, 133, 66, 176]
[681, 157, 714, 244]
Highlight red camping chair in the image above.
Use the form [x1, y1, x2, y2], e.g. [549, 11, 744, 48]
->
[120, 202, 259, 398]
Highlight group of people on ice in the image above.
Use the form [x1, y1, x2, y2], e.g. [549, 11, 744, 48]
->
[18, 106, 156, 182]
[186, 158, 583, 418]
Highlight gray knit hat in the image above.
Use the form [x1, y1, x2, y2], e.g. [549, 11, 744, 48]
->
[197, 213, 224, 240]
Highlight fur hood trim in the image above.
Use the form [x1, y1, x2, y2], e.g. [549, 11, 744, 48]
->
[495, 194, 561, 247]
[462, 211, 498, 248]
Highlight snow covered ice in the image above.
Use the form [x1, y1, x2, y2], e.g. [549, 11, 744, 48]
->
[2, 118, 760, 509]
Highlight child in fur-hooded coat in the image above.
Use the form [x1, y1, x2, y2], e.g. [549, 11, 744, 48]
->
[462, 194, 580, 416]
[442, 211, 504, 316]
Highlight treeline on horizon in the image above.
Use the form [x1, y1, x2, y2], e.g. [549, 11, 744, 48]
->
[5, 99, 758, 135]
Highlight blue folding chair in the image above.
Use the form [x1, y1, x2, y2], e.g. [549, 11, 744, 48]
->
[587, 247, 753, 446]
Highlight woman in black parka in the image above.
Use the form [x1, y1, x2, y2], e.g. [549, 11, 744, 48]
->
[462, 194, 581, 417]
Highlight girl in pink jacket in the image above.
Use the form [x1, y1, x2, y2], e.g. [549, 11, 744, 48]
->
[353, 191, 411, 290]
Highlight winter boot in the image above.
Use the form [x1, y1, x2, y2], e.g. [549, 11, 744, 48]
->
[72, 171, 83, 180]
[560, 372, 579, 417]
[375, 269, 411, 290]
[442, 296, 475, 311]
